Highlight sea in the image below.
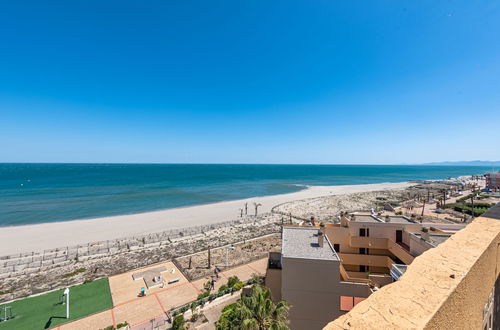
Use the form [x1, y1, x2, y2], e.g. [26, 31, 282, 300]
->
[0, 163, 493, 227]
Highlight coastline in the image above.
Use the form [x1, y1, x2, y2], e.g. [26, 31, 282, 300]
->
[0, 181, 411, 255]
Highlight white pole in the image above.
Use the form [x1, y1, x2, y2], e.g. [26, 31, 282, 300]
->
[64, 288, 70, 319]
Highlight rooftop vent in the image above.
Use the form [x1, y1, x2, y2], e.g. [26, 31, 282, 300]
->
[318, 231, 324, 248]
[421, 227, 430, 241]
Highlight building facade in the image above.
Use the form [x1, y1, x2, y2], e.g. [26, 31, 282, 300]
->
[486, 171, 500, 190]
[265, 213, 463, 330]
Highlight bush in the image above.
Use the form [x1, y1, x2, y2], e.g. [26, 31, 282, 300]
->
[227, 276, 240, 288]
[218, 284, 228, 293]
[232, 282, 244, 291]
[116, 322, 129, 329]
[246, 275, 263, 285]
[172, 315, 185, 330]
[197, 291, 210, 300]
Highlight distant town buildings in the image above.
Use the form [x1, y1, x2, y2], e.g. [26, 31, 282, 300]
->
[486, 171, 500, 190]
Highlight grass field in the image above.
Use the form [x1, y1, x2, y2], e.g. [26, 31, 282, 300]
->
[0, 278, 113, 329]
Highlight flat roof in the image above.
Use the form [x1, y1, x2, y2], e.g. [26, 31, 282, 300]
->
[413, 233, 452, 247]
[384, 216, 415, 224]
[352, 215, 381, 223]
[351, 214, 415, 224]
[282, 227, 339, 261]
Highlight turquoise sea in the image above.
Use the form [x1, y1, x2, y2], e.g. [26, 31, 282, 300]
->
[0, 164, 492, 227]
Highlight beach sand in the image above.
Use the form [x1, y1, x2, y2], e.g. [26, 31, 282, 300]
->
[0, 182, 411, 255]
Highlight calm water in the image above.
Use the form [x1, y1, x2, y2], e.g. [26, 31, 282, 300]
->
[0, 163, 492, 226]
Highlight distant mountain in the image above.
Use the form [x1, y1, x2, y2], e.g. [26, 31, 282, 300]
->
[421, 161, 500, 167]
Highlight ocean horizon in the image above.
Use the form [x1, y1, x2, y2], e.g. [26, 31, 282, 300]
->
[0, 163, 492, 227]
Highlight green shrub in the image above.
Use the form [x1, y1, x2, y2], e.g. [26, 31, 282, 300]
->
[227, 276, 240, 288]
[218, 284, 228, 293]
[172, 315, 185, 330]
[116, 321, 129, 328]
[197, 291, 210, 300]
[232, 282, 244, 291]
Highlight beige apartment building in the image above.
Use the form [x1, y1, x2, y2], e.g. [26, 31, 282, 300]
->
[266, 213, 465, 330]
[324, 203, 500, 330]
[486, 171, 500, 190]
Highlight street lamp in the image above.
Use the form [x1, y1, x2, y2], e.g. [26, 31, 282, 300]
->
[63, 288, 70, 319]
[225, 246, 236, 269]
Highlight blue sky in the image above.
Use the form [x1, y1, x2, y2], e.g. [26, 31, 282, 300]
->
[1, 1, 499, 164]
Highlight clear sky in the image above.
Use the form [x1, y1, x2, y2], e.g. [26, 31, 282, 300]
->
[1, 1, 499, 164]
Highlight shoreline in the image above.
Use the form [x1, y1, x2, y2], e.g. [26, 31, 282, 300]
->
[0, 181, 412, 255]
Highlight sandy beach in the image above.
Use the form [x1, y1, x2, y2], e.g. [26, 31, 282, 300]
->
[0, 182, 411, 255]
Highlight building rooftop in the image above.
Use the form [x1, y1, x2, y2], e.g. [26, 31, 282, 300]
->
[351, 214, 415, 224]
[382, 215, 415, 224]
[282, 227, 339, 261]
[351, 214, 381, 223]
[413, 233, 452, 247]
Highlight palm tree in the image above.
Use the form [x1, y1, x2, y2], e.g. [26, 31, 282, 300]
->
[253, 202, 262, 216]
[216, 285, 289, 330]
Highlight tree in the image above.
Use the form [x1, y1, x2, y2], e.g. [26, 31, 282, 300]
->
[215, 285, 290, 330]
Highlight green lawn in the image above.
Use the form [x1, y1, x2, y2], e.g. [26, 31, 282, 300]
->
[0, 278, 113, 330]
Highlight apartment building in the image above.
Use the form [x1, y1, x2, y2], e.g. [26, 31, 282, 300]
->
[486, 171, 500, 190]
[325, 203, 500, 330]
[265, 213, 464, 330]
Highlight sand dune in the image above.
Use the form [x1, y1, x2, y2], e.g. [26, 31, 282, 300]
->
[0, 182, 411, 255]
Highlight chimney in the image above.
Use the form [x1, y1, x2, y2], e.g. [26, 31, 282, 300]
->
[319, 222, 326, 235]
[385, 215, 391, 223]
[318, 231, 324, 248]
[340, 212, 349, 227]
[421, 227, 430, 241]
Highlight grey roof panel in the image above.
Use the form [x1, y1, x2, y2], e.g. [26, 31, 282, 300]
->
[282, 227, 339, 261]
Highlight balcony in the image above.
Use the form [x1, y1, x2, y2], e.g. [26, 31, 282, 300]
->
[338, 253, 396, 269]
[349, 236, 389, 249]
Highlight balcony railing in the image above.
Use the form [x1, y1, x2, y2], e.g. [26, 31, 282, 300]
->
[349, 236, 389, 249]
